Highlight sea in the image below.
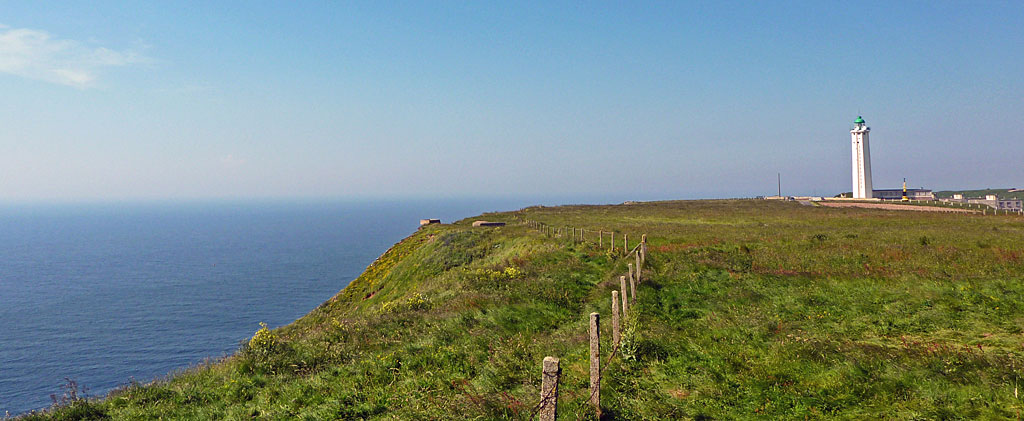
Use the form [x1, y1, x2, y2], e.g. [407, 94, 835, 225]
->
[0, 198, 574, 416]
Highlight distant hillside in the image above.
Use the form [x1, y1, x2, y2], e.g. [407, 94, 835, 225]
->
[933, 188, 1024, 200]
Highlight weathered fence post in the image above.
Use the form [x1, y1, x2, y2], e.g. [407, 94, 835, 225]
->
[599, 230, 603, 248]
[611, 291, 621, 347]
[539, 357, 560, 421]
[641, 234, 647, 264]
[628, 263, 633, 284]
[620, 276, 628, 319]
[623, 234, 628, 255]
[589, 312, 601, 417]
[610, 232, 615, 253]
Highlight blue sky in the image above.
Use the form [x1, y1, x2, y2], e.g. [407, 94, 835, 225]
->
[1, 2, 1021, 202]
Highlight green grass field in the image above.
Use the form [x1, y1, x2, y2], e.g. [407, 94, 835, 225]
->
[25, 200, 1024, 420]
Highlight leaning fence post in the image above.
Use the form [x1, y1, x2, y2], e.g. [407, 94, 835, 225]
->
[611, 291, 621, 347]
[620, 276, 628, 319]
[589, 312, 601, 418]
[540, 356, 560, 421]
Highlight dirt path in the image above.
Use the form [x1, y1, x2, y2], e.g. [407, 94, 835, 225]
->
[818, 202, 978, 213]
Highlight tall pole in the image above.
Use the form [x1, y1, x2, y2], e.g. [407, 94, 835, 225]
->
[778, 173, 781, 197]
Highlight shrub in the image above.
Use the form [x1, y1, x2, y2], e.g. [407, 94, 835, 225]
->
[379, 293, 433, 314]
[467, 266, 525, 289]
[502, 266, 524, 279]
[245, 322, 279, 370]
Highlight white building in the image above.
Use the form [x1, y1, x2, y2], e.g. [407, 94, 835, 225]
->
[850, 116, 873, 199]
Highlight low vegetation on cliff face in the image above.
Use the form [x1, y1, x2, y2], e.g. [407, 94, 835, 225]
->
[26, 200, 1024, 419]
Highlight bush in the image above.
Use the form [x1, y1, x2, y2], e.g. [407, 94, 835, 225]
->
[249, 323, 278, 356]
[243, 322, 281, 372]
[379, 293, 433, 314]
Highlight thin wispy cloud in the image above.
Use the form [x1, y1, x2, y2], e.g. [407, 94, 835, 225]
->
[0, 24, 146, 88]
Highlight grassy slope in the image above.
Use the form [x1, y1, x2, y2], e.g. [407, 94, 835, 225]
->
[27, 200, 1024, 420]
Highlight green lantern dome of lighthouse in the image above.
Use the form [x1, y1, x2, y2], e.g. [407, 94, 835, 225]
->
[854, 116, 865, 124]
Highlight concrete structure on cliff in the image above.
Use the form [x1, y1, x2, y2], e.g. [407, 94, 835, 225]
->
[850, 116, 873, 199]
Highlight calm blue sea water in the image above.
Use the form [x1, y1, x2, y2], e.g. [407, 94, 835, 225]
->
[0, 198, 541, 415]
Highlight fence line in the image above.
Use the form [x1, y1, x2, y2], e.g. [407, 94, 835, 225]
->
[521, 218, 648, 418]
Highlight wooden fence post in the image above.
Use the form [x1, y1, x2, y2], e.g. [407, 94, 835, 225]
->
[599, 230, 603, 248]
[540, 356, 560, 421]
[611, 291, 621, 347]
[628, 263, 633, 285]
[610, 232, 615, 253]
[641, 234, 647, 264]
[589, 312, 601, 417]
[620, 276, 628, 319]
[623, 234, 628, 255]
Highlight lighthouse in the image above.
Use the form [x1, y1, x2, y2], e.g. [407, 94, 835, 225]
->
[850, 116, 873, 199]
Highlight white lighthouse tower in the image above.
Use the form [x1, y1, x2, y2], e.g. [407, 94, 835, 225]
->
[850, 116, 873, 199]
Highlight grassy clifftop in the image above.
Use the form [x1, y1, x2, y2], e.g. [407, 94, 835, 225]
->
[30, 200, 1024, 419]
